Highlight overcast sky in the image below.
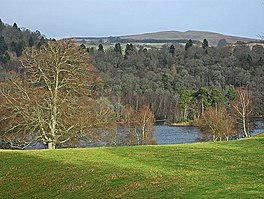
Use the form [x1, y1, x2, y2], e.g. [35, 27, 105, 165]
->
[0, 0, 263, 39]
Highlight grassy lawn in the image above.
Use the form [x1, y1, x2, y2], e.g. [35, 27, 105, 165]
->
[0, 138, 264, 198]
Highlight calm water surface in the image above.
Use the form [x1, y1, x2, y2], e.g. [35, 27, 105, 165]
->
[154, 125, 201, 144]
[154, 122, 264, 145]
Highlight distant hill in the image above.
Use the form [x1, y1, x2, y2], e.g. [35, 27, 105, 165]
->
[120, 30, 258, 46]
[69, 30, 260, 47]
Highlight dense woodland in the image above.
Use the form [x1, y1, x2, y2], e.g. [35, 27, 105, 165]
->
[88, 40, 264, 120]
[0, 19, 48, 82]
[0, 20, 263, 148]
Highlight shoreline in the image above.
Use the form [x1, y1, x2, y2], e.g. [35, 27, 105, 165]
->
[166, 122, 194, 127]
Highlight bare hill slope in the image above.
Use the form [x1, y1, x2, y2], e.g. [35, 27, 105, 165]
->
[121, 30, 257, 46]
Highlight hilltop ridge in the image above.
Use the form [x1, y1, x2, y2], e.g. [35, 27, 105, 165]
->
[68, 30, 259, 46]
[122, 30, 257, 45]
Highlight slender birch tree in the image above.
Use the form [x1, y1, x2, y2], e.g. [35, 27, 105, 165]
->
[232, 88, 253, 137]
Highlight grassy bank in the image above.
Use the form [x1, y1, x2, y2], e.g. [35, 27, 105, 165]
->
[1, 138, 264, 198]
[255, 132, 264, 137]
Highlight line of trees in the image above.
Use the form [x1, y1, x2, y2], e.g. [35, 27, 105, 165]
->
[0, 20, 45, 63]
[198, 88, 253, 141]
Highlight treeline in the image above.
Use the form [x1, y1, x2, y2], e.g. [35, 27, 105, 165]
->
[85, 40, 264, 122]
[76, 36, 198, 46]
[179, 87, 253, 141]
[0, 19, 46, 71]
[108, 38, 197, 44]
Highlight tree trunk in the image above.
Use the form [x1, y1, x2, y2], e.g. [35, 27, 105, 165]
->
[242, 114, 248, 137]
[142, 125, 145, 145]
[135, 128, 140, 145]
[201, 98, 204, 116]
[183, 106, 187, 119]
[48, 142, 56, 149]
[135, 95, 139, 112]
[141, 111, 147, 145]
[49, 71, 59, 149]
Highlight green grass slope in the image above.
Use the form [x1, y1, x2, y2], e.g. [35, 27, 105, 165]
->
[1, 138, 264, 199]
[255, 132, 264, 137]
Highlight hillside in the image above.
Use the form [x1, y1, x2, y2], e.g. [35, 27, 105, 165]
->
[121, 30, 257, 46]
[70, 30, 259, 46]
[1, 138, 264, 198]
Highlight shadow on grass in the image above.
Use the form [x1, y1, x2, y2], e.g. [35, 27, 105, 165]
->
[0, 138, 264, 199]
[0, 150, 186, 199]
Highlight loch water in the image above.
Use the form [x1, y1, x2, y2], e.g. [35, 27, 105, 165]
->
[154, 125, 201, 144]
[154, 120, 264, 145]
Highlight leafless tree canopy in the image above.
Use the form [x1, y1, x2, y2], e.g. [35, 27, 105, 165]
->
[123, 105, 156, 145]
[0, 41, 115, 149]
[199, 107, 237, 142]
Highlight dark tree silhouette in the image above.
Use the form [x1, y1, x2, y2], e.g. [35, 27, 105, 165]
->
[98, 43, 104, 52]
[169, 44, 175, 54]
[202, 39, 209, 49]
[29, 36, 34, 47]
[185, 39, 193, 50]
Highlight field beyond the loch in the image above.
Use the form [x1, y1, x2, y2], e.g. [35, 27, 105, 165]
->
[1, 137, 264, 198]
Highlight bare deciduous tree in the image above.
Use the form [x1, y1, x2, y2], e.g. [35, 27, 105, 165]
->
[136, 105, 156, 145]
[122, 105, 155, 145]
[199, 107, 237, 142]
[0, 41, 112, 149]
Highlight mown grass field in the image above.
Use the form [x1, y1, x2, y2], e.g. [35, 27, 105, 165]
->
[1, 137, 264, 199]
